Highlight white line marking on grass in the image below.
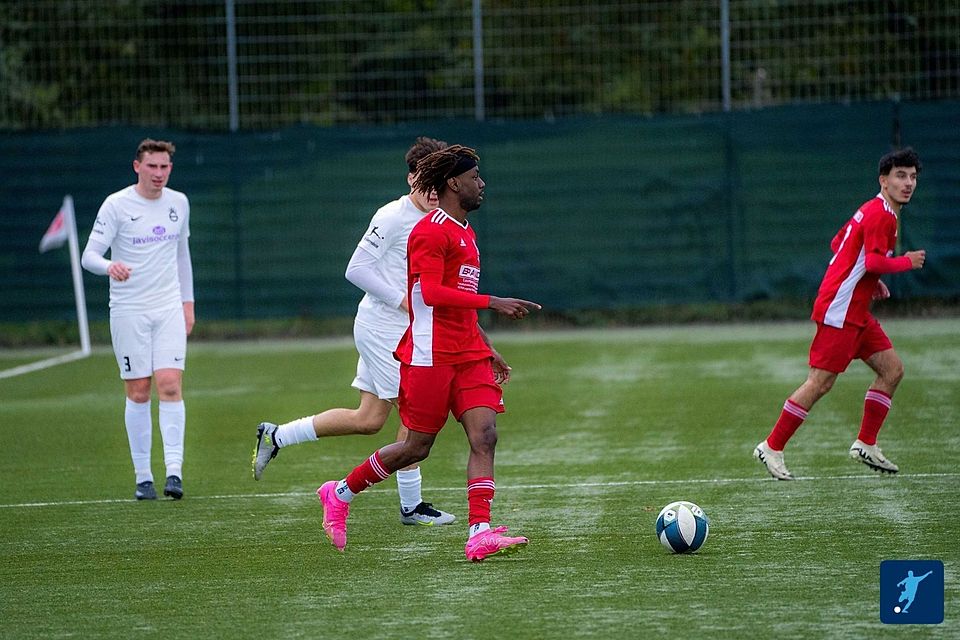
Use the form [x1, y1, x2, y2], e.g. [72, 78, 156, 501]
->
[0, 491, 307, 509]
[2, 472, 957, 510]
[0, 349, 89, 379]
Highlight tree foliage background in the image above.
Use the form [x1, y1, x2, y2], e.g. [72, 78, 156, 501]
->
[1, 0, 958, 130]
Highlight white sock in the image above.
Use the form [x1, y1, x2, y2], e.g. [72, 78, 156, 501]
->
[396, 467, 423, 512]
[125, 398, 153, 484]
[334, 479, 356, 503]
[469, 523, 491, 538]
[159, 400, 185, 479]
[275, 416, 317, 448]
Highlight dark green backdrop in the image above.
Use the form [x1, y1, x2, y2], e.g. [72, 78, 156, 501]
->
[2, 101, 958, 323]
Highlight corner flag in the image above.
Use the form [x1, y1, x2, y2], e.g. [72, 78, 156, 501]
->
[0, 196, 92, 379]
[41, 195, 90, 354]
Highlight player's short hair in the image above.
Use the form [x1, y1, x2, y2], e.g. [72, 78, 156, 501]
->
[879, 147, 921, 176]
[412, 145, 479, 195]
[136, 139, 176, 161]
[406, 136, 448, 173]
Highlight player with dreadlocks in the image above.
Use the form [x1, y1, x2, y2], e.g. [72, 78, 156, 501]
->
[252, 137, 457, 528]
[317, 144, 541, 561]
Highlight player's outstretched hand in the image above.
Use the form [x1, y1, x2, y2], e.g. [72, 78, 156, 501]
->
[488, 296, 541, 320]
[905, 249, 926, 269]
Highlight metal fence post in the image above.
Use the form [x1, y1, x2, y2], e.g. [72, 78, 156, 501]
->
[225, 0, 244, 316]
[472, 0, 485, 122]
[226, 0, 239, 132]
[721, 0, 731, 112]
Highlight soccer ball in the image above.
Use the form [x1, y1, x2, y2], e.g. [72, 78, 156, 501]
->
[655, 501, 709, 553]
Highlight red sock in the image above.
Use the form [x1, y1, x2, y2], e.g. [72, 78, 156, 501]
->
[766, 399, 809, 451]
[857, 389, 892, 445]
[345, 450, 391, 494]
[467, 477, 495, 527]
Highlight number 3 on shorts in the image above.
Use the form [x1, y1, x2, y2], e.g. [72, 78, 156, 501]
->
[123, 356, 131, 372]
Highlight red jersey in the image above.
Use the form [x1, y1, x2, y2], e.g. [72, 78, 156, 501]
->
[812, 194, 912, 328]
[394, 209, 492, 366]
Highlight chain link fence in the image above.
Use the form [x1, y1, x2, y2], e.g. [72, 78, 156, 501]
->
[2, 1, 958, 130]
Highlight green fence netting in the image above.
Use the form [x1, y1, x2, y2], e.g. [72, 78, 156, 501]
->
[2, 101, 958, 323]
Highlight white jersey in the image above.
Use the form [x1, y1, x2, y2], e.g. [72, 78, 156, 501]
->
[88, 185, 190, 316]
[354, 195, 426, 331]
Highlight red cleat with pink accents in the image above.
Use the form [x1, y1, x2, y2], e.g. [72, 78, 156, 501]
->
[464, 526, 528, 562]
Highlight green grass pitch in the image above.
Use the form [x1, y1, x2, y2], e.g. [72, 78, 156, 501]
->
[1, 320, 957, 638]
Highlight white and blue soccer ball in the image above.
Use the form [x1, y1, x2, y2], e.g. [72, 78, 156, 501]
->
[655, 501, 709, 553]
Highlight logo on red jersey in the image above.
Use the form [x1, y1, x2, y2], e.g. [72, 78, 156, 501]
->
[458, 265, 480, 292]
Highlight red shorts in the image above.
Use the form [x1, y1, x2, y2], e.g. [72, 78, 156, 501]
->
[398, 358, 505, 434]
[808, 316, 893, 374]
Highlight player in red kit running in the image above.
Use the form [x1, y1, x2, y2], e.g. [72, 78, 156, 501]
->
[754, 147, 926, 480]
[316, 145, 541, 560]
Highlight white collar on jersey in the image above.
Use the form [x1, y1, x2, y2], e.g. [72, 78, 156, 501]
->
[429, 207, 469, 229]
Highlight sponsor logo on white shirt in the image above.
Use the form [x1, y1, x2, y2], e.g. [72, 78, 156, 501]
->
[132, 228, 181, 246]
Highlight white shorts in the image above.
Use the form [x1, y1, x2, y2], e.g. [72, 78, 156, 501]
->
[351, 320, 404, 400]
[110, 306, 187, 380]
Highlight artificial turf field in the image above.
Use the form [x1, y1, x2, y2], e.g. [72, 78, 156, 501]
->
[1, 319, 957, 639]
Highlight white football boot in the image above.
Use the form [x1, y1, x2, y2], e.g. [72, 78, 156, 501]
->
[754, 440, 794, 480]
[849, 439, 899, 474]
[252, 422, 280, 480]
[399, 502, 457, 526]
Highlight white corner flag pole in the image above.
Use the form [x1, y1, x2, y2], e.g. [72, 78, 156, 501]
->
[64, 195, 92, 355]
[0, 195, 91, 379]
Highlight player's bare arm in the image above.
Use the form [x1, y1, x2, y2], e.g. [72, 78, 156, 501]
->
[488, 296, 541, 320]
